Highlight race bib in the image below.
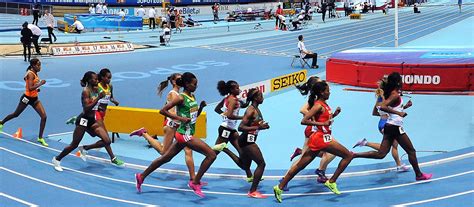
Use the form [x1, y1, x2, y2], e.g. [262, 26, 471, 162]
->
[221, 129, 230, 138]
[398, 126, 406, 134]
[247, 134, 255, 143]
[99, 95, 111, 104]
[190, 111, 198, 124]
[79, 118, 88, 127]
[21, 97, 29, 104]
[323, 134, 333, 143]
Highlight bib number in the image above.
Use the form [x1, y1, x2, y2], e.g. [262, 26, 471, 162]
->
[247, 134, 255, 143]
[190, 111, 198, 124]
[21, 97, 29, 104]
[323, 134, 332, 143]
[79, 118, 88, 127]
[398, 126, 406, 134]
[221, 129, 230, 138]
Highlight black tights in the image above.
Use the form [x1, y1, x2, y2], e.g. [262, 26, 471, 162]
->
[241, 144, 266, 192]
[22, 43, 31, 61]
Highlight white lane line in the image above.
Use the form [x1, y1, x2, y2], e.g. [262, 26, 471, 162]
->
[392, 190, 474, 207]
[0, 167, 157, 207]
[1, 132, 473, 180]
[0, 193, 38, 207]
[47, 131, 74, 137]
[1, 147, 473, 197]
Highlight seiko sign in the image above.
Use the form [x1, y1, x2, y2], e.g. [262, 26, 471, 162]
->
[401, 75, 441, 85]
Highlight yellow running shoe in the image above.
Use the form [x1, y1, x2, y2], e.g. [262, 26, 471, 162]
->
[324, 181, 341, 194]
[37, 137, 49, 147]
[273, 185, 283, 203]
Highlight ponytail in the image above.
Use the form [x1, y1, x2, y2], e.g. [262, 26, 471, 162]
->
[296, 76, 320, 96]
[217, 80, 238, 96]
[157, 73, 181, 96]
[241, 88, 258, 108]
[308, 81, 327, 108]
[80, 71, 96, 87]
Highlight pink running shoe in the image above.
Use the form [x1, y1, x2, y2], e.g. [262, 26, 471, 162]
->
[188, 181, 205, 198]
[248, 191, 268, 199]
[353, 138, 368, 148]
[135, 173, 143, 193]
[416, 173, 433, 181]
[290, 148, 302, 161]
[130, 127, 147, 137]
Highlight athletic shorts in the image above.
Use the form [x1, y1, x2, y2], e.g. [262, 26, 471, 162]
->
[20, 94, 39, 106]
[218, 125, 238, 140]
[95, 110, 106, 121]
[163, 118, 179, 128]
[383, 124, 406, 137]
[174, 132, 193, 143]
[239, 132, 258, 148]
[75, 113, 96, 129]
[378, 118, 387, 133]
[308, 131, 335, 152]
[304, 125, 317, 138]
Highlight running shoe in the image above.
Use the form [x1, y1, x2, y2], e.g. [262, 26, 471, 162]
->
[0, 123, 3, 133]
[77, 146, 87, 161]
[324, 181, 341, 194]
[290, 147, 302, 161]
[65, 116, 77, 125]
[248, 191, 268, 199]
[416, 173, 433, 181]
[273, 185, 283, 203]
[52, 157, 63, 172]
[279, 178, 289, 191]
[315, 169, 328, 183]
[211, 142, 227, 151]
[353, 138, 368, 148]
[111, 157, 124, 166]
[37, 137, 49, 147]
[135, 173, 143, 193]
[129, 127, 147, 137]
[188, 180, 205, 198]
[246, 175, 264, 183]
[396, 164, 410, 172]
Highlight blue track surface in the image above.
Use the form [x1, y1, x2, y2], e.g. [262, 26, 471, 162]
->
[0, 3, 473, 207]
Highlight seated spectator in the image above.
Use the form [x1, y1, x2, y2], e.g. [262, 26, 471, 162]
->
[69, 16, 84, 33]
[414, 4, 421, 13]
[160, 25, 171, 46]
[297, 35, 318, 69]
[291, 11, 305, 31]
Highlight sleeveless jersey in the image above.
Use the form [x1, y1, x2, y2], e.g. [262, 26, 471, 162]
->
[314, 100, 333, 134]
[82, 87, 99, 111]
[165, 89, 180, 125]
[220, 95, 240, 130]
[24, 70, 39, 97]
[386, 96, 404, 126]
[97, 83, 112, 105]
[176, 93, 199, 136]
[247, 105, 263, 136]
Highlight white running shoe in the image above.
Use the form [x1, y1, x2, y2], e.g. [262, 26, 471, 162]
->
[52, 157, 63, 172]
[78, 146, 88, 161]
[397, 164, 410, 172]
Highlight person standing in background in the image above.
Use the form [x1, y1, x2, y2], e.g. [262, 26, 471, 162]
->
[20, 22, 33, 61]
[43, 10, 57, 44]
[148, 6, 156, 29]
[275, 5, 283, 30]
[102, 3, 108, 14]
[89, 4, 96, 14]
[32, 4, 40, 25]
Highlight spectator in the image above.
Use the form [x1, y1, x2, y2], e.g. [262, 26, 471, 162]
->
[291, 11, 305, 30]
[321, 1, 327, 23]
[148, 6, 156, 29]
[43, 10, 57, 44]
[20, 22, 33, 61]
[103, 3, 108, 14]
[275, 5, 283, 29]
[89, 4, 96, 14]
[458, 0, 462, 12]
[27, 23, 41, 55]
[344, 0, 349, 16]
[32, 4, 40, 25]
[278, 14, 287, 30]
[118, 9, 126, 17]
[212, 3, 219, 24]
[297, 35, 318, 69]
[136, 5, 145, 18]
[372, 0, 376, 13]
[185, 14, 196, 27]
[414, 4, 421, 13]
[160, 25, 171, 46]
[96, 3, 103, 15]
[70, 16, 84, 34]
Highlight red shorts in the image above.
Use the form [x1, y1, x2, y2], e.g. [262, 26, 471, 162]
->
[174, 132, 193, 143]
[95, 111, 106, 121]
[304, 125, 317, 138]
[308, 132, 334, 152]
[163, 118, 179, 128]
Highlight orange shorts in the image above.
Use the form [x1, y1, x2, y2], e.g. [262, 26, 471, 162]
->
[95, 111, 106, 121]
[308, 132, 335, 152]
[174, 132, 193, 143]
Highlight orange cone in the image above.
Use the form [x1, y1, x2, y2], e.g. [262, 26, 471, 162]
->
[13, 128, 22, 139]
[75, 151, 81, 157]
